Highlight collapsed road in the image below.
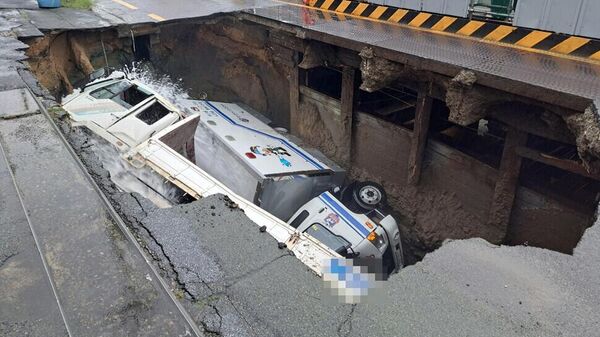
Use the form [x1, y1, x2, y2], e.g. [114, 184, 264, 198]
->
[1, 0, 600, 336]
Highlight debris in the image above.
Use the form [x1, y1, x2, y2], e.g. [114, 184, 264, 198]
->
[359, 47, 404, 92]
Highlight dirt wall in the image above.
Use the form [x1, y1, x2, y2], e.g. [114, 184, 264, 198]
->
[351, 112, 499, 258]
[295, 87, 353, 166]
[25, 30, 128, 97]
[508, 188, 594, 254]
[154, 19, 294, 128]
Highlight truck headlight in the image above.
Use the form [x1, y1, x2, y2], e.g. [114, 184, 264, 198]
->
[367, 231, 385, 249]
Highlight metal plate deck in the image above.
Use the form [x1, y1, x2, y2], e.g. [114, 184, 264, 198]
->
[250, 4, 600, 103]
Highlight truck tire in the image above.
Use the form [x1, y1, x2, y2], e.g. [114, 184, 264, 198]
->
[352, 181, 387, 211]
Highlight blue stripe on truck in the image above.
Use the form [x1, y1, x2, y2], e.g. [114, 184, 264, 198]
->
[204, 101, 325, 170]
[319, 193, 371, 238]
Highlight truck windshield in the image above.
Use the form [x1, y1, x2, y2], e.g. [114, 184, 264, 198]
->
[90, 81, 151, 109]
[304, 223, 350, 255]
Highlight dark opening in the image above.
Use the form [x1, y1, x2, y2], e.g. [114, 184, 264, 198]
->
[429, 100, 506, 168]
[90, 80, 151, 109]
[133, 34, 151, 61]
[136, 101, 170, 125]
[299, 66, 342, 99]
[356, 86, 417, 128]
[520, 135, 600, 213]
[120, 85, 151, 107]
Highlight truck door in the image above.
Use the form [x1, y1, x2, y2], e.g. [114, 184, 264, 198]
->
[107, 98, 179, 148]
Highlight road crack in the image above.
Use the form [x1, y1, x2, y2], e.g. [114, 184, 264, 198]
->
[0, 252, 17, 268]
[337, 304, 357, 337]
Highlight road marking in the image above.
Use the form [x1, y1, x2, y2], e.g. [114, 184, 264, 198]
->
[431, 16, 456, 31]
[590, 50, 600, 61]
[112, 0, 137, 10]
[484, 25, 515, 42]
[516, 31, 552, 48]
[351, 2, 369, 16]
[336, 0, 351, 12]
[408, 12, 432, 27]
[388, 9, 408, 23]
[368, 6, 388, 19]
[456, 21, 485, 36]
[320, 0, 334, 10]
[272, 0, 600, 65]
[148, 13, 166, 22]
[550, 36, 591, 54]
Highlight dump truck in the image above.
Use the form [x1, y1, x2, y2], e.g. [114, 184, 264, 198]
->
[62, 75, 404, 274]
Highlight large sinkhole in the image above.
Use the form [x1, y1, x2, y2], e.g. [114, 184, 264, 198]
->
[22, 16, 599, 266]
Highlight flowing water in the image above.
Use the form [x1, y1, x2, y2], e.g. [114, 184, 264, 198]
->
[64, 63, 192, 208]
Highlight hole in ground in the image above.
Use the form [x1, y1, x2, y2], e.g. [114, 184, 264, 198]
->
[22, 17, 599, 267]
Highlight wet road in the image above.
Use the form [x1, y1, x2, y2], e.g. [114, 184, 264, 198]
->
[0, 100, 197, 336]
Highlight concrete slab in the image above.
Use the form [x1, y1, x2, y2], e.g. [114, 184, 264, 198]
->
[0, 0, 37, 10]
[0, 88, 39, 119]
[0, 69, 26, 91]
[24, 8, 111, 30]
[0, 145, 68, 337]
[0, 112, 196, 336]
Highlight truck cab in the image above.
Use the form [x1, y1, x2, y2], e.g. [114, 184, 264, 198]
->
[62, 77, 182, 151]
[288, 192, 404, 274]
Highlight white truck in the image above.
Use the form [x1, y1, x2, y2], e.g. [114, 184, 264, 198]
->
[62, 76, 404, 274]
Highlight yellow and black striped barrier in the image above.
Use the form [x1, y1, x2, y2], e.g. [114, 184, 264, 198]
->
[306, 0, 600, 62]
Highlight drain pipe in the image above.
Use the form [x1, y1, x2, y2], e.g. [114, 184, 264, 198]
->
[130, 29, 136, 54]
[100, 32, 109, 69]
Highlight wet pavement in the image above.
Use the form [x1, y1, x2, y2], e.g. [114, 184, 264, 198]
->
[0, 133, 68, 337]
[0, 107, 198, 335]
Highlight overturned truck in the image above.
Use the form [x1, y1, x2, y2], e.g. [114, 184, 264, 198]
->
[62, 76, 404, 275]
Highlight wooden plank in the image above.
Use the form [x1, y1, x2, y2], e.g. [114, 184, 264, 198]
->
[289, 62, 300, 135]
[339, 66, 355, 166]
[407, 83, 433, 185]
[516, 146, 600, 181]
[486, 128, 528, 243]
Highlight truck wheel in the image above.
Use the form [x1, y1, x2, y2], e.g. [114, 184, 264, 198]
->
[352, 181, 387, 211]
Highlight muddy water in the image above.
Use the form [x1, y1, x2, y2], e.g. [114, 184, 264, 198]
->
[89, 137, 176, 208]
